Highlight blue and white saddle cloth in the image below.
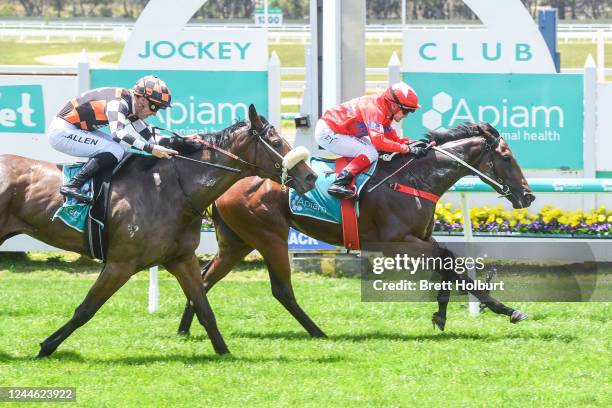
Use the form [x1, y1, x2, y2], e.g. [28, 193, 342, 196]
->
[52, 163, 94, 232]
[288, 157, 377, 224]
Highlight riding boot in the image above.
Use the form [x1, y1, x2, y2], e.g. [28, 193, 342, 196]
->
[328, 154, 372, 200]
[328, 169, 357, 199]
[60, 153, 116, 204]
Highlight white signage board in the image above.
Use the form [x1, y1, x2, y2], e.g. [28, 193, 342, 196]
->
[403, 0, 556, 73]
[0, 76, 76, 163]
[596, 83, 612, 172]
[119, 0, 267, 71]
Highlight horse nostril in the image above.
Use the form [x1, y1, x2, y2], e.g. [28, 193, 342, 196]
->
[306, 173, 317, 183]
[525, 193, 535, 203]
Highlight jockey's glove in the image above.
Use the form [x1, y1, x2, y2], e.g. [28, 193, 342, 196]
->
[408, 144, 428, 158]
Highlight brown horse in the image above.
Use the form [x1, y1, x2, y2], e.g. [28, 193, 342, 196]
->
[177, 122, 535, 338]
[0, 105, 317, 357]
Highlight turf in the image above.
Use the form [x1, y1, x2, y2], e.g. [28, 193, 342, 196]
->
[0, 255, 610, 407]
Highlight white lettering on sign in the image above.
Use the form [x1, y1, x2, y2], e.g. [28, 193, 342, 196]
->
[288, 232, 320, 246]
[403, 0, 555, 73]
[0, 92, 36, 128]
[119, 0, 267, 71]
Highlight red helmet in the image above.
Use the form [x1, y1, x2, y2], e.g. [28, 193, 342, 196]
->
[384, 82, 420, 111]
[132, 75, 171, 108]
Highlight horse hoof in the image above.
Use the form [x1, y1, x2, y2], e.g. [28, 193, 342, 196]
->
[311, 329, 328, 338]
[432, 313, 446, 331]
[510, 310, 528, 324]
[37, 345, 53, 359]
[177, 330, 190, 337]
[216, 347, 231, 355]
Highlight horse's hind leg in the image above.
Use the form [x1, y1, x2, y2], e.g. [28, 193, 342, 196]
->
[38, 262, 134, 358]
[261, 243, 326, 338]
[166, 254, 229, 355]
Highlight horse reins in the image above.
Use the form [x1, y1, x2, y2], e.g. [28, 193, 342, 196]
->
[432, 138, 511, 197]
[154, 123, 292, 217]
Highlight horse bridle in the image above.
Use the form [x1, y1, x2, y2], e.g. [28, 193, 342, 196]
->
[431, 130, 512, 197]
[479, 133, 513, 197]
[163, 123, 291, 218]
[251, 122, 295, 189]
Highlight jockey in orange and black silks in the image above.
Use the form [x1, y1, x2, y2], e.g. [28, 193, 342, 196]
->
[315, 81, 426, 199]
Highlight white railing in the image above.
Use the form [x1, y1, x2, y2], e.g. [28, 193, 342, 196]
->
[2, 21, 612, 43]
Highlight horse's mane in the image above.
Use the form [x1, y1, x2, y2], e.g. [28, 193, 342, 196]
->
[159, 120, 249, 154]
[426, 123, 480, 145]
[198, 120, 249, 150]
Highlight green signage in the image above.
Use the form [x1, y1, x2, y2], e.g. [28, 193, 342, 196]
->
[91, 70, 268, 135]
[0, 85, 45, 133]
[403, 72, 584, 170]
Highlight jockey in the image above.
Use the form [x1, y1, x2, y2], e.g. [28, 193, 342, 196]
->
[48, 75, 180, 204]
[315, 81, 427, 199]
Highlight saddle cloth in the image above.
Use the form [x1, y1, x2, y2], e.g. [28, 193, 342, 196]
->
[288, 157, 377, 224]
[52, 164, 94, 233]
[52, 155, 132, 261]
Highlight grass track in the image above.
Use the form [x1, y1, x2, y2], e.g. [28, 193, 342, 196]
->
[1, 40, 611, 68]
[0, 255, 610, 407]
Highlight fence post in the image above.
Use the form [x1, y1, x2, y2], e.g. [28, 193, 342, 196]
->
[148, 266, 159, 313]
[388, 52, 402, 135]
[460, 193, 480, 316]
[77, 49, 90, 95]
[583, 54, 597, 210]
[268, 51, 281, 129]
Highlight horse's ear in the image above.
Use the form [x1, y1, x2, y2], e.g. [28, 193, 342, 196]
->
[248, 104, 263, 131]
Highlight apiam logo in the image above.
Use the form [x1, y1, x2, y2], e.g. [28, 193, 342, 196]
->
[421, 91, 564, 132]
[421, 92, 453, 132]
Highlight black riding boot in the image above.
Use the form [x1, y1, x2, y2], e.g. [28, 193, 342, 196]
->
[328, 169, 357, 199]
[60, 154, 114, 204]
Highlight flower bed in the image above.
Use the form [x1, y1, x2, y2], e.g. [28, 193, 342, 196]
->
[434, 203, 612, 237]
[201, 204, 612, 237]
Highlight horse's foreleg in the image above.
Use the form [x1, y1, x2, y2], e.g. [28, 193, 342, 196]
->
[166, 255, 229, 355]
[452, 271, 527, 322]
[177, 242, 252, 336]
[37, 262, 134, 358]
[178, 259, 212, 336]
[433, 243, 527, 324]
[262, 245, 326, 338]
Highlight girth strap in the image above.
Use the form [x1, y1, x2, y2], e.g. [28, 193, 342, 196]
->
[389, 182, 440, 203]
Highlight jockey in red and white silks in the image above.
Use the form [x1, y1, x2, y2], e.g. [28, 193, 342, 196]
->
[315, 81, 426, 199]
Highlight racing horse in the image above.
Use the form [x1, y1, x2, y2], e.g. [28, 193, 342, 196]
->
[177, 122, 535, 338]
[0, 105, 316, 357]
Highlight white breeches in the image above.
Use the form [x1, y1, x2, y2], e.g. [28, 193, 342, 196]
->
[47, 117, 127, 161]
[314, 119, 378, 162]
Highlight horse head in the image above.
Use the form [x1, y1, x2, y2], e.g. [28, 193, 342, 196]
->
[244, 104, 316, 194]
[473, 122, 535, 209]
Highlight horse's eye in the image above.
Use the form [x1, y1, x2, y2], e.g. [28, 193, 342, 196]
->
[271, 139, 282, 148]
[502, 155, 511, 162]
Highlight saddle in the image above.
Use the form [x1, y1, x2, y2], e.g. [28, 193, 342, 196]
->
[289, 152, 440, 251]
[53, 155, 134, 261]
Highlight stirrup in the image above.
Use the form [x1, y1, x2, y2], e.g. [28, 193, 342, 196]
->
[59, 187, 94, 204]
[328, 185, 356, 200]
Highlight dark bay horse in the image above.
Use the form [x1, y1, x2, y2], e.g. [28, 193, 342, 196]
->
[177, 122, 535, 338]
[0, 105, 316, 357]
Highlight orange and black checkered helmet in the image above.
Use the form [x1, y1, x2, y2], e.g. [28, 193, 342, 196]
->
[132, 75, 171, 108]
